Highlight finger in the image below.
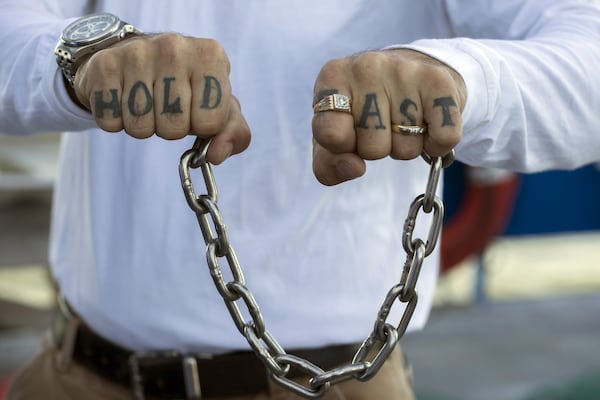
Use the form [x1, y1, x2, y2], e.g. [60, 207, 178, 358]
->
[206, 96, 251, 165]
[389, 90, 425, 160]
[153, 73, 191, 140]
[190, 39, 232, 137]
[146, 35, 192, 140]
[83, 51, 125, 133]
[351, 52, 392, 160]
[420, 69, 463, 157]
[121, 41, 155, 138]
[312, 59, 355, 155]
[312, 140, 366, 186]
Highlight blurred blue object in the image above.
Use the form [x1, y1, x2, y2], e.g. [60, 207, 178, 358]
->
[444, 163, 600, 236]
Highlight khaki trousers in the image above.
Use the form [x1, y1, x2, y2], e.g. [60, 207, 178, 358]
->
[7, 332, 415, 400]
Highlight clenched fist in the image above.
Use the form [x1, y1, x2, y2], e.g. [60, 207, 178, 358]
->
[73, 33, 251, 165]
[312, 49, 466, 185]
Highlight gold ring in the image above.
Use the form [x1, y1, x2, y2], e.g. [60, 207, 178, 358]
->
[313, 94, 352, 114]
[391, 124, 427, 136]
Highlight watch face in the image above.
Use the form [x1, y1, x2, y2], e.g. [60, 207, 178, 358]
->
[62, 13, 120, 45]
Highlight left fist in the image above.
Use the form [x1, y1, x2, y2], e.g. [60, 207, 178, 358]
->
[312, 49, 466, 185]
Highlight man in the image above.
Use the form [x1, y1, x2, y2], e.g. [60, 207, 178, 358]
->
[1, 1, 600, 399]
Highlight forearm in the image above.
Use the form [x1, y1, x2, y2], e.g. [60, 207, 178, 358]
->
[0, 2, 95, 135]
[406, 1, 600, 172]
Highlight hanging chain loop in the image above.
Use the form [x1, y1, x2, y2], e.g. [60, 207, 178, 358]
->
[178, 137, 453, 398]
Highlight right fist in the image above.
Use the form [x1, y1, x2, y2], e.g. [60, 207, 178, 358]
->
[74, 33, 251, 164]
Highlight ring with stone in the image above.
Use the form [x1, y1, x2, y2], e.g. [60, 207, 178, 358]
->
[313, 93, 352, 114]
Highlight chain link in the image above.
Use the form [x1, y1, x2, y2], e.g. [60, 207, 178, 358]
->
[178, 137, 453, 398]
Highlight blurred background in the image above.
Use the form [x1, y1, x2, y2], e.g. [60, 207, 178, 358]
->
[1, 133, 599, 399]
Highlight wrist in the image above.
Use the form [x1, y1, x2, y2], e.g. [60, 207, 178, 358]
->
[62, 73, 89, 112]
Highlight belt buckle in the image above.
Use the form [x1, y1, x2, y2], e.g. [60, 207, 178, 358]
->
[129, 351, 202, 400]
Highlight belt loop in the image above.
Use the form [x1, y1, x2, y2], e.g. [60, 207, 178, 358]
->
[54, 295, 80, 371]
[183, 356, 202, 399]
[129, 352, 202, 400]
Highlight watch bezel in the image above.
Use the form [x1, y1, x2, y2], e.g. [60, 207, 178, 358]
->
[61, 12, 121, 47]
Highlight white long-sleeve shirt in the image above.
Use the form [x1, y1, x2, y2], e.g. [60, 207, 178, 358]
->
[1, 0, 600, 353]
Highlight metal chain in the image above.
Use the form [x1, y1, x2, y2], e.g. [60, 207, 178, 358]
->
[178, 137, 454, 399]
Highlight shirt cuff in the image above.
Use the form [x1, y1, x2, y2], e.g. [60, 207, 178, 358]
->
[49, 56, 96, 127]
[44, 18, 96, 131]
[384, 38, 493, 135]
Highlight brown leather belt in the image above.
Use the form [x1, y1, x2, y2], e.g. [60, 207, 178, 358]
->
[54, 301, 359, 399]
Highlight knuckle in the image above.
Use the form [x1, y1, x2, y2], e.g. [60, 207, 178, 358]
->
[95, 119, 123, 133]
[436, 129, 462, 148]
[123, 118, 154, 138]
[350, 52, 385, 81]
[313, 124, 347, 148]
[121, 42, 149, 68]
[312, 114, 354, 152]
[317, 58, 347, 84]
[390, 57, 418, 84]
[157, 114, 190, 139]
[191, 93, 231, 134]
[423, 66, 455, 92]
[391, 143, 421, 160]
[200, 38, 225, 56]
[194, 38, 230, 71]
[153, 33, 188, 63]
[126, 126, 154, 139]
[357, 144, 387, 161]
[450, 130, 463, 147]
[155, 125, 188, 140]
[88, 50, 122, 78]
[192, 118, 227, 136]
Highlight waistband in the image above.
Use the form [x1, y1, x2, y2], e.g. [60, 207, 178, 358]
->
[52, 297, 360, 399]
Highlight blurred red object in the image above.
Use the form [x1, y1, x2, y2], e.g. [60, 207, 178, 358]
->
[441, 167, 520, 274]
[0, 375, 12, 400]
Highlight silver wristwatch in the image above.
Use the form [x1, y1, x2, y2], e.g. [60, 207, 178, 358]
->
[54, 12, 142, 87]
